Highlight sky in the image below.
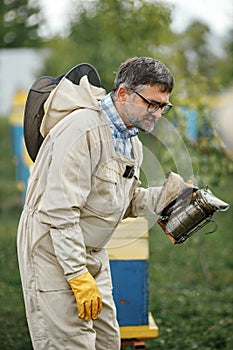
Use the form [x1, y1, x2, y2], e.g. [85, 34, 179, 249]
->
[162, 0, 233, 36]
[40, 0, 233, 37]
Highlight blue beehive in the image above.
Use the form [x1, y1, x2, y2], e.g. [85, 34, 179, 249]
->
[110, 259, 149, 326]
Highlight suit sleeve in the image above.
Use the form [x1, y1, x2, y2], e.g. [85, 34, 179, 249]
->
[124, 186, 162, 218]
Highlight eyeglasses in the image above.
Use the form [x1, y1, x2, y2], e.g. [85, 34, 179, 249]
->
[131, 89, 172, 115]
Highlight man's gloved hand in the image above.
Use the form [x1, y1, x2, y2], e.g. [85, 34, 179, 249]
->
[69, 271, 102, 321]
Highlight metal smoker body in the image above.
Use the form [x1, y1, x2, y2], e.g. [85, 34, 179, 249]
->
[156, 172, 229, 244]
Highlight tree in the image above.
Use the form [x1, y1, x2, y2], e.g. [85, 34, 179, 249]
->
[43, 0, 174, 90]
[0, 0, 44, 47]
[216, 28, 233, 88]
[166, 20, 221, 106]
[155, 20, 233, 187]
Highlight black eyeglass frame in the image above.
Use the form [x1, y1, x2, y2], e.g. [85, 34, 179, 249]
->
[131, 89, 173, 115]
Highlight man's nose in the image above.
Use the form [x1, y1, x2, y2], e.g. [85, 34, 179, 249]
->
[151, 109, 162, 119]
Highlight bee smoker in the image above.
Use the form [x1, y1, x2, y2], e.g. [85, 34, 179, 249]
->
[156, 172, 230, 244]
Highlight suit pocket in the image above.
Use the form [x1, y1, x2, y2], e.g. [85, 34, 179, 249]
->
[86, 164, 122, 216]
[33, 233, 70, 291]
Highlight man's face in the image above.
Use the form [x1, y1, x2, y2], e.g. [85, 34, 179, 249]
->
[119, 85, 171, 133]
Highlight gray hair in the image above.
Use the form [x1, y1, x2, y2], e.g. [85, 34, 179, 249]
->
[112, 57, 174, 94]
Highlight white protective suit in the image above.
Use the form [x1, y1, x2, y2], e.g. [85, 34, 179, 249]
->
[17, 76, 161, 350]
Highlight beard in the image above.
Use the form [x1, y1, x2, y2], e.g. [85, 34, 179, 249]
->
[132, 115, 158, 133]
[123, 103, 158, 133]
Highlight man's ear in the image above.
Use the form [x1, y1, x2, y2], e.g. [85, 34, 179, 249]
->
[117, 86, 129, 102]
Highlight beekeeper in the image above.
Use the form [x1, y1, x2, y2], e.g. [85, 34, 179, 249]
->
[17, 56, 174, 350]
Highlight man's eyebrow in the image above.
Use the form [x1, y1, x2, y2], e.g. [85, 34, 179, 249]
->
[149, 99, 160, 104]
[148, 98, 165, 105]
[150, 98, 169, 105]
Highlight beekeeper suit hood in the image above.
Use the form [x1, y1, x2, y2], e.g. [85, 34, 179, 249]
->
[40, 73, 106, 138]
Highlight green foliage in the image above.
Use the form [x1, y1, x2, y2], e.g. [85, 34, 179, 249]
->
[43, 0, 174, 90]
[0, 0, 44, 47]
[167, 21, 221, 100]
[186, 135, 233, 188]
[216, 29, 233, 88]
[42, 1, 232, 94]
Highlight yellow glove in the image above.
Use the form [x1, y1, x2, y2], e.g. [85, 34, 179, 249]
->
[69, 271, 102, 321]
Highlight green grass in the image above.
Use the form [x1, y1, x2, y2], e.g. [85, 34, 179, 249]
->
[0, 117, 232, 349]
[0, 118, 32, 349]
